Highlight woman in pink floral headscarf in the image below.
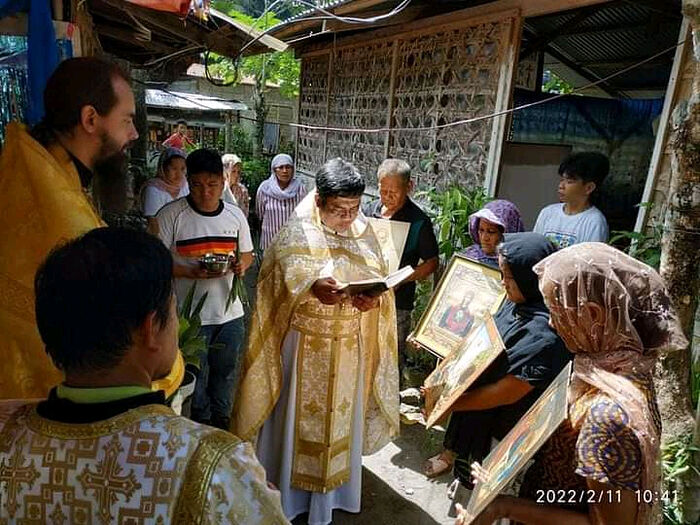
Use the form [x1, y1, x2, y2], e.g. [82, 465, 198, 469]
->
[460, 243, 688, 525]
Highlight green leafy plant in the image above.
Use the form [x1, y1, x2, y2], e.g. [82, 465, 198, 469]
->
[609, 203, 663, 269]
[227, 240, 249, 310]
[542, 70, 574, 94]
[662, 434, 700, 524]
[692, 359, 700, 410]
[416, 185, 490, 260]
[406, 184, 489, 380]
[217, 125, 254, 157]
[242, 157, 270, 208]
[178, 283, 209, 369]
[207, 5, 300, 98]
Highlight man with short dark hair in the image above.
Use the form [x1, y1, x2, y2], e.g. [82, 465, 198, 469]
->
[163, 119, 195, 151]
[156, 148, 254, 430]
[0, 57, 151, 400]
[0, 227, 287, 523]
[533, 151, 610, 249]
[364, 158, 439, 377]
[235, 158, 399, 525]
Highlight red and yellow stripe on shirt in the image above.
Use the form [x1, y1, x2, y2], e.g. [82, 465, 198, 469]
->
[176, 236, 238, 257]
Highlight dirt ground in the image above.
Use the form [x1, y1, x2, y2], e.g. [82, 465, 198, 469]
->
[291, 423, 462, 525]
[245, 250, 465, 525]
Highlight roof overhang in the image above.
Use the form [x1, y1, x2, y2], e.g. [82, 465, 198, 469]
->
[87, 0, 286, 66]
[145, 88, 248, 111]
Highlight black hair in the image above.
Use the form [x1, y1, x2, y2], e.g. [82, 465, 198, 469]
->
[35, 227, 174, 375]
[176, 119, 188, 126]
[315, 158, 365, 205]
[162, 154, 184, 172]
[186, 148, 223, 177]
[558, 152, 610, 193]
[40, 57, 130, 135]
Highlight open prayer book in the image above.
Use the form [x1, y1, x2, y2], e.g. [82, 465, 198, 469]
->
[337, 266, 413, 297]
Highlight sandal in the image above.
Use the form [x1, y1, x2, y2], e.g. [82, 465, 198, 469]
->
[422, 450, 456, 478]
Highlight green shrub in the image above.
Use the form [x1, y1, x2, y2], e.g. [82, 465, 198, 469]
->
[241, 157, 270, 211]
[416, 185, 490, 261]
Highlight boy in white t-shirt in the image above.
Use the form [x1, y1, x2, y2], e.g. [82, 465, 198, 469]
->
[156, 149, 254, 429]
[533, 152, 610, 249]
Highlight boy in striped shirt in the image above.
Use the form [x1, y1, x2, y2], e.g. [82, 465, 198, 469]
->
[156, 149, 254, 429]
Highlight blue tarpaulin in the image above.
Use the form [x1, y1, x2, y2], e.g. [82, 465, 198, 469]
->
[0, 0, 58, 125]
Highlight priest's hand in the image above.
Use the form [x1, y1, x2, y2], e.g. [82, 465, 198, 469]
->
[352, 294, 380, 312]
[312, 277, 345, 305]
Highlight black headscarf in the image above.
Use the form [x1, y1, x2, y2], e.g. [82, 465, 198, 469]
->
[498, 231, 555, 305]
[493, 232, 566, 385]
[448, 233, 570, 484]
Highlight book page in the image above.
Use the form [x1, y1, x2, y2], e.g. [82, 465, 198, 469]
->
[368, 218, 410, 273]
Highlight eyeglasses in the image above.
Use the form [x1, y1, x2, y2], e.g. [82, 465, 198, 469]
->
[325, 204, 360, 218]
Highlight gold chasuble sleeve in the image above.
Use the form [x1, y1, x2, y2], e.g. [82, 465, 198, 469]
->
[0, 123, 103, 399]
[0, 124, 185, 401]
[233, 193, 399, 492]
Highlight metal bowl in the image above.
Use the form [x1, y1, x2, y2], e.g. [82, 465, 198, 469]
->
[199, 253, 231, 274]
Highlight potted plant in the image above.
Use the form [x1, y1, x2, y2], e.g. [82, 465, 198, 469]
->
[169, 283, 209, 417]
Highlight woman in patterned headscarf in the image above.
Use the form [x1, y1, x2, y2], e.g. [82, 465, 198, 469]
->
[460, 243, 688, 525]
[461, 200, 524, 268]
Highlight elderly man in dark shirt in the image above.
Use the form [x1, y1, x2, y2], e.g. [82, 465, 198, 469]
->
[365, 159, 439, 379]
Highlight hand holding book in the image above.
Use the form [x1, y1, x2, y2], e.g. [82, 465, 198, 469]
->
[335, 266, 414, 297]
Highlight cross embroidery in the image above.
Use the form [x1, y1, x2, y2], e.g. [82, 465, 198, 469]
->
[0, 438, 40, 517]
[338, 398, 351, 417]
[77, 436, 142, 525]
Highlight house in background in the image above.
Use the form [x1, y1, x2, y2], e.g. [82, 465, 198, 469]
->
[145, 87, 248, 159]
[162, 63, 299, 154]
[267, 0, 683, 234]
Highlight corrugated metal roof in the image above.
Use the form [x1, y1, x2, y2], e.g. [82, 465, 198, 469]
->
[145, 89, 248, 111]
[524, 0, 682, 95]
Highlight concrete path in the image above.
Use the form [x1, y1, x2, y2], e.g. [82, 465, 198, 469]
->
[292, 423, 459, 525]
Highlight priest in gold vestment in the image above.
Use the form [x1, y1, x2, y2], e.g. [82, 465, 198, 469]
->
[0, 228, 287, 524]
[233, 158, 400, 525]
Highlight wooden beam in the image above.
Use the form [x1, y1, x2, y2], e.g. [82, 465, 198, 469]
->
[634, 18, 689, 234]
[577, 54, 674, 68]
[299, 7, 521, 57]
[545, 45, 620, 97]
[272, 0, 389, 41]
[94, 23, 175, 53]
[485, 14, 522, 197]
[97, 0, 206, 46]
[274, 0, 614, 44]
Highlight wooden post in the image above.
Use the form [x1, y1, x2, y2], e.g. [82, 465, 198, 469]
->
[484, 13, 522, 197]
[634, 19, 691, 234]
[225, 111, 233, 153]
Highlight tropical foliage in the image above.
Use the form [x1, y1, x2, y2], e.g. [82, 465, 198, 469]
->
[178, 283, 209, 369]
[416, 185, 490, 260]
[209, 3, 301, 98]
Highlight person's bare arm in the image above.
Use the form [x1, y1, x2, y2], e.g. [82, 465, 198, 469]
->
[173, 261, 212, 279]
[233, 252, 254, 276]
[448, 375, 533, 413]
[460, 480, 638, 525]
[405, 257, 438, 283]
[146, 217, 159, 236]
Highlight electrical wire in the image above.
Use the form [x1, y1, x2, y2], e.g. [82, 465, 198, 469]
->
[202, 0, 413, 87]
